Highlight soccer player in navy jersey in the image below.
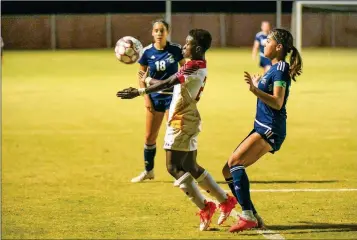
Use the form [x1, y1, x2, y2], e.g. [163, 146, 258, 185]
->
[252, 21, 272, 73]
[222, 28, 303, 232]
[131, 19, 186, 183]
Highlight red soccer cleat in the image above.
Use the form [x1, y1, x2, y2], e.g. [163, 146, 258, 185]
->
[217, 195, 238, 225]
[196, 201, 217, 231]
[229, 216, 258, 233]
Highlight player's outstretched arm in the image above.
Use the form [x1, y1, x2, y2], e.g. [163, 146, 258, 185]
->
[138, 66, 182, 93]
[116, 74, 180, 99]
[117, 62, 194, 100]
[144, 74, 180, 94]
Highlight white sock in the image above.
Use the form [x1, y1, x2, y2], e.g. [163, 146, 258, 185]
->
[196, 170, 228, 203]
[174, 172, 206, 210]
[242, 210, 256, 221]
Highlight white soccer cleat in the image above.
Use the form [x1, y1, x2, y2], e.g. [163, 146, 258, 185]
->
[130, 170, 154, 183]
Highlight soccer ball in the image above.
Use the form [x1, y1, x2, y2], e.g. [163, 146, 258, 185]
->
[115, 36, 143, 64]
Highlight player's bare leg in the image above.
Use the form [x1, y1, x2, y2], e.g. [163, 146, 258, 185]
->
[167, 150, 216, 231]
[228, 132, 272, 232]
[181, 150, 204, 179]
[183, 151, 228, 201]
[221, 161, 265, 228]
[166, 150, 188, 179]
[131, 109, 165, 183]
[181, 151, 237, 226]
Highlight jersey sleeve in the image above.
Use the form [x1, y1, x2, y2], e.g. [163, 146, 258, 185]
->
[175, 61, 200, 84]
[273, 62, 290, 88]
[138, 49, 148, 66]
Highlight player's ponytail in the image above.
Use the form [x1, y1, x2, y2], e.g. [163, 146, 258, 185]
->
[272, 28, 303, 82]
[289, 46, 303, 82]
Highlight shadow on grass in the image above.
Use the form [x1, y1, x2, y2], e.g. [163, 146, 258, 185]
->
[269, 221, 357, 232]
[235, 222, 357, 236]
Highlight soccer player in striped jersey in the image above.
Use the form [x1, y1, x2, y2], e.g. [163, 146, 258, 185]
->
[131, 19, 186, 183]
[117, 29, 237, 231]
[252, 21, 272, 73]
[222, 28, 303, 232]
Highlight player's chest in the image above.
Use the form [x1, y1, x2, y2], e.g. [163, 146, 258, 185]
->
[258, 74, 273, 93]
[147, 52, 176, 71]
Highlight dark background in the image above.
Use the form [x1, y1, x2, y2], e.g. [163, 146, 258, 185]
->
[1, 1, 293, 15]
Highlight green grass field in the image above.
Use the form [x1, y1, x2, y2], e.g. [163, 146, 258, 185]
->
[2, 48, 357, 239]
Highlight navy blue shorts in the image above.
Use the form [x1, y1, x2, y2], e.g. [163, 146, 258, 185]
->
[253, 126, 286, 154]
[149, 96, 172, 112]
[259, 56, 272, 68]
[232, 129, 285, 154]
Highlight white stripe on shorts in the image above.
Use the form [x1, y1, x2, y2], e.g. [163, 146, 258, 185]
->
[266, 131, 274, 138]
[255, 119, 272, 130]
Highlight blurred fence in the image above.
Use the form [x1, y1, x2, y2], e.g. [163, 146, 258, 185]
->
[1, 13, 357, 49]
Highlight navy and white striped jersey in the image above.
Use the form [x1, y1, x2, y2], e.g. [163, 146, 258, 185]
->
[254, 61, 291, 135]
[138, 42, 184, 99]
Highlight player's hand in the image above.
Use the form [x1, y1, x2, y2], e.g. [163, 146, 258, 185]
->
[138, 67, 150, 83]
[116, 87, 140, 99]
[244, 71, 256, 92]
[251, 74, 261, 87]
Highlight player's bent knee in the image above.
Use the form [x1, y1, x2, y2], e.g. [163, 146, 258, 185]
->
[186, 165, 204, 179]
[145, 133, 159, 144]
[228, 155, 244, 167]
[166, 163, 180, 178]
[222, 163, 231, 177]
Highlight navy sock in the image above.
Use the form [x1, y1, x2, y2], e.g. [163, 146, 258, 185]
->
[225, 177, 238, 199]
[226, 176, 257, 214]
[251, 201, 257, 215]
[144, 144, 156, 172]
[230, 165, 252, 211]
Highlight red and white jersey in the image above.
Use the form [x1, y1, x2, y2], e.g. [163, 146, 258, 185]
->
[167, 60, 207, 130]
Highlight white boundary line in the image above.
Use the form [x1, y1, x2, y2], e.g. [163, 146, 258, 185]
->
[256, 229, 285, 240]
[202, 188, 357, 239]
[226, 188, 357, 193]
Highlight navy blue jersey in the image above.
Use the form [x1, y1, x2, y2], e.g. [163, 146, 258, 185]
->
[254, 61, 291, 136]
[138, 42, 184, 99]
[255, 31, 268, 57]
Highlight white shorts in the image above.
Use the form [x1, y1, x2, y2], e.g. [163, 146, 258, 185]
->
[163, 124, 201, 152]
